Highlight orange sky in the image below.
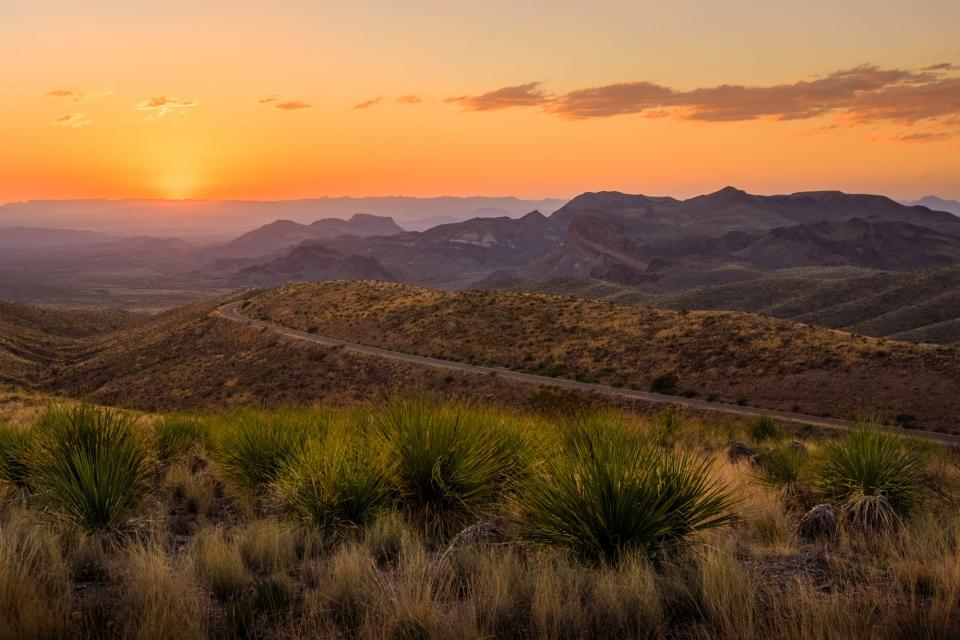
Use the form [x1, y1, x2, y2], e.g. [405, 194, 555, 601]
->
[1, 0, 958, 203]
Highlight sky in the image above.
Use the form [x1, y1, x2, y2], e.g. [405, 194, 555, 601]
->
[1, 0, 958, 204]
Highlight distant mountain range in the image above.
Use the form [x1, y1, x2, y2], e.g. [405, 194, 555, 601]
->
[4, 187, 960, 343]
[0, 196, 566, 237]
[903, 196, 960, 216]
[218, 187, 960, 288]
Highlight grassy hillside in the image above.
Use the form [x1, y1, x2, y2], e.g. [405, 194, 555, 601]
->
[531, 267, 960, 345]
[1, 398, 958, 639]
[36, 296, 542, 413]
[247, 281, 960, 432]
[0, 302, 135, 387]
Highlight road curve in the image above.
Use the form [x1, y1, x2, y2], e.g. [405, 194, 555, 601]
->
[219, 300, 960, 445]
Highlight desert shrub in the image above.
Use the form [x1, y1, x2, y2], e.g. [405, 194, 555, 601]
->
[255, 573, 293, 620]
[164, 462, 215, 518]
[122, 544, 209, 640]
[747, 415, 782, 442]
[815, 429, 927, 528]
[215, 409, 323, 494]
[154, 414, 211, 462]
[0, 516, 70, 640]
[755, 445, 810, 487]
[191, 529, 248, 600]
[654, 409, 684, 448]
[239, 520, 299, 574]
[376, 399, 521, 539]
[31, 405, 153, 532]
[277, 429, 393, 534]
[523, 420, 734, 561]
[649, 372, 678, 395]
[0, 422, 34, 497]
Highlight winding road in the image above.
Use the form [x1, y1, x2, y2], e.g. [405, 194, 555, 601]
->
[219, 300, 960, 445]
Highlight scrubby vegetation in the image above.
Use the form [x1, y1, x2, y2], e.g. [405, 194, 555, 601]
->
[0, 398, 958, 639]
[244, 281, 960, 432]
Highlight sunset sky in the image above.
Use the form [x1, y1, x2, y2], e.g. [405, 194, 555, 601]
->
[2, 0, 958, 204]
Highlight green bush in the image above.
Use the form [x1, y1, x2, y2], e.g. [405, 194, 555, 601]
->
[31, 405, 153, 531]
[649, 373, 678, 395]
[277, 429, 393, 533]
[653, 410, 684, 448]
[523, 421, 734, 561]
[815, 429, 927, 528]
[755, 445, 809, 487]
[747, 416, 782, 442]
[376, 399, 520, 539]
[215, 409, 322, 494]
[154, 414, 212, 462]
[0, 422, 34, 495]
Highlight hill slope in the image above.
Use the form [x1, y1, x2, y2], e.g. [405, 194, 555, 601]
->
[245, 281, 960, 432]
[532, 267, 960, 345]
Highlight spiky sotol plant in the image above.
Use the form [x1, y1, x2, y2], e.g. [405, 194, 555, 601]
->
[0, 422, 34, 497]
[31, 405, 153, 532]
[215, 409, 321, 495]
[523, 420, 734, 561]
[376, 399, 521, 539]
[815, 429, 927, 529]
[276, 428, 393, 533]
[154, 414, 212, 462]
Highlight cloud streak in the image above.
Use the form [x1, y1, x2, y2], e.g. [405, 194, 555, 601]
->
[53, 113, 92, 128]
[135, 95, 196, 118]
[396, 94, 422, 104]
[48, 89, 111, 102]
[446, 82, 549, 111]
[354, 97, 383, 109]
[275, 101, 311, 110]
[448, 64, 960, 134]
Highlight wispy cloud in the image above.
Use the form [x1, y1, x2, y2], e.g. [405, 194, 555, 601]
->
[354, 97, 383, 110]
[896, 130, 959, 143]
[134, 95, 197, 118]
[47, 88, 111, 102]
[257, 96, 278, 104]
[446, 82, 549, 111]
[53, 113, 92, 128]
[274, 101, 311, 110]
[396, 94, 422, 105]
[447, 64, 960, 138]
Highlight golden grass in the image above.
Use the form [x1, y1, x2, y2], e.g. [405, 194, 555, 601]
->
[0, 398, 959, 638]
[246, 281, 960, 432]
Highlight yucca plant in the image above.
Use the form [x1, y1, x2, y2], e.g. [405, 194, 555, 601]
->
[276, 430, 393, 533]
[815, 429, 927, 529]
[215, 409, 321, 495]
[747, 416, 782, 442]
[376, 399, 520, 539]
[0, 422, 34, 497]
[523, 421, 734, 561]
[154, 414, 212, 462]
[755, 445, 810, 487]
[31, 405, 153, 532]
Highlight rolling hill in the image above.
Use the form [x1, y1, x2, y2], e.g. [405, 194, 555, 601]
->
[529, 266, 960, 345]
[244, 281, 960, 433]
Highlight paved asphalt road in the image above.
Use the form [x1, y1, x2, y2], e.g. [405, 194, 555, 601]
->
[219, 300, 959, 445]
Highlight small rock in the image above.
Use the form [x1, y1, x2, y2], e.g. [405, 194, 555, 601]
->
[798, 504, 838, 541]
[727, 440, 755, 462]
